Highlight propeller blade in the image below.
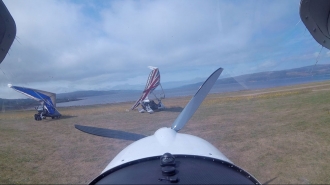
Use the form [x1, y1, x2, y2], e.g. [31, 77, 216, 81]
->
[75, 124, 146, 141]
[171, 68, 223, 131]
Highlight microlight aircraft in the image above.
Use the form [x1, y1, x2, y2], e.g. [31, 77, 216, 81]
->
[131, 66, 165, 113]
[8, 84, 62, 120]
[75, 68, 261, 184]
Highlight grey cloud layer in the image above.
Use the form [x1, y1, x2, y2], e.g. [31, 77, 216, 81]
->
[0, 0, 322, 98]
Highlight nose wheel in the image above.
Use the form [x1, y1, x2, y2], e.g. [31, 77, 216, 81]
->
[34, 114, 42, 121]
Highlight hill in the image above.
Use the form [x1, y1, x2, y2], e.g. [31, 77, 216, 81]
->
[175, 64, 330, 90]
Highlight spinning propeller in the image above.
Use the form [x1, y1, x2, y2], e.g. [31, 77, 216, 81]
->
[75, 68, 223, 138]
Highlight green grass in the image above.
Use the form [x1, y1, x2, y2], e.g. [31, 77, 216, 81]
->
[1, 81, 330, 183]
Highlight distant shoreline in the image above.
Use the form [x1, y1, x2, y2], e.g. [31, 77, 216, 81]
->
[2, 77, 330, 112]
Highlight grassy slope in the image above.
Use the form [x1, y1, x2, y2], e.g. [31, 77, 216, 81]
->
[0, 81, 330, 184]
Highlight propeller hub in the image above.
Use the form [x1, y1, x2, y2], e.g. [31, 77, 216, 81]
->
[154, 127, 176, 147]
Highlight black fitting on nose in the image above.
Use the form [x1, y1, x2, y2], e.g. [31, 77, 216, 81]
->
[162, 166, 176, 176]
[159, 153, 179, 183]
[160, 152, 176, 167]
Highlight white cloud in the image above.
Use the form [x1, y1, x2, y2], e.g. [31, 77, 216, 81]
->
[1, 0, 322, 99]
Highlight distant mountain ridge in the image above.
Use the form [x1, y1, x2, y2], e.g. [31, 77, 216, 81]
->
[174, 64, 330, 90]
[234, 64, 330, 82]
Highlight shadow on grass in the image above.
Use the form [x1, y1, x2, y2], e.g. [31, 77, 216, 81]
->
[263, 176, 278, 184]
[60, 115, 77, 119]
[164, 106, 184, 112]
[43, 115, 77, 121]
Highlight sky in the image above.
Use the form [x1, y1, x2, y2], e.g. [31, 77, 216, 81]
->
[0, 0, 329, 99]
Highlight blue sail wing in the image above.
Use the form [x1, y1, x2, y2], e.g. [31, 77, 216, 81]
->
[8, 84, 60, 115]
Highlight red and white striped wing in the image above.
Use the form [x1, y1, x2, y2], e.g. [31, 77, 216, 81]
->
[131, 67, 160, 110]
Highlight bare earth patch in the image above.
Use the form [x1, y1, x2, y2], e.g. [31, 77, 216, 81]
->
[1, 81, 330, 184]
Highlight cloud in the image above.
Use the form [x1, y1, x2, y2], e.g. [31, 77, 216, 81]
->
[1, 0, 323, 99]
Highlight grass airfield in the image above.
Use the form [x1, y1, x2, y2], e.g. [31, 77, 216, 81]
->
[1, 81, 330, 184]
